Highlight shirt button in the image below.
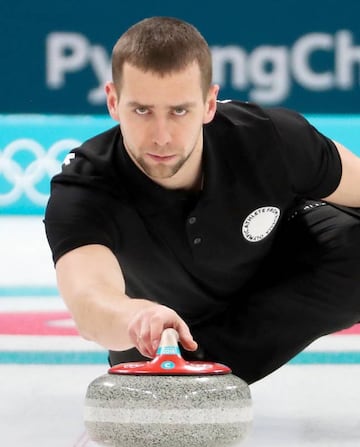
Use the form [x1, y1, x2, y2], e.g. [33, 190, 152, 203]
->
[193, 237, 202, 245]
[188, 216, 197, 224]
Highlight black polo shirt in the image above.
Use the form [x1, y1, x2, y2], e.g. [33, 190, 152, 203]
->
[44, 101, 342, 326]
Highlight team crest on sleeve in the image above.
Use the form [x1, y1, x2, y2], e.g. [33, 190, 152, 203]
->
[242, 207, 280, 242]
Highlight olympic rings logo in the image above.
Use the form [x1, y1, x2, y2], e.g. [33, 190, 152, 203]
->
[0, 138, 81, 206]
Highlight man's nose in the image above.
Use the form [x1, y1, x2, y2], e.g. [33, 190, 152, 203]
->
[152, 118, 171, 147]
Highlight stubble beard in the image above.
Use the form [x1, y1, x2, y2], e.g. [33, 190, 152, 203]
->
[133, 149, 195, 179]
[137, 156, 183, 178]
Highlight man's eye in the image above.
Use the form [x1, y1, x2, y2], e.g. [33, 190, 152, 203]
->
[135, 108, 149, 115]
[173, 108, 187, 116]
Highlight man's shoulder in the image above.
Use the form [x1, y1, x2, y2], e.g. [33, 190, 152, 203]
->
[213, 100, 300, 125]
[60, 125, 120, 173]
[50, 125, 126, 199]
[208, 100, 307, 140]
[214, 100, 269, 124]
[205, 100, 274, 143]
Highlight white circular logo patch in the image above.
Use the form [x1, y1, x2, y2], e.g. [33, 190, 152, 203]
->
[242, 207, 280, 242]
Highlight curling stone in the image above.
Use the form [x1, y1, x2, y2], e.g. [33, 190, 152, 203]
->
[84, 328, 252, 447]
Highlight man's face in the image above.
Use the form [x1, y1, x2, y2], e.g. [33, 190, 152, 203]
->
[106, 62, 218, 182]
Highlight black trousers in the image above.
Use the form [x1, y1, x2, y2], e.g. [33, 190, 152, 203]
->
[109, 200, 360, 384]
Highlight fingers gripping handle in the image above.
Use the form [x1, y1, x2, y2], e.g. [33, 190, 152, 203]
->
[108, 327, 231, 375]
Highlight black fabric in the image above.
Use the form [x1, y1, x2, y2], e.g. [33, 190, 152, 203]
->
[43, 101, 357, 382]
[45, 101, 343, 324]
[189, 201, 360, 383]
[109, 201, 360, 384]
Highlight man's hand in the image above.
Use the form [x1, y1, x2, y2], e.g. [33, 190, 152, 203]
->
[126, 302, 198, 358]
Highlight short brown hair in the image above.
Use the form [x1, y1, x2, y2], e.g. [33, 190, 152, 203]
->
[112, 17, 212, 98]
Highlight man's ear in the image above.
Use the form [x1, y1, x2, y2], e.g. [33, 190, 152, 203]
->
[105, 82, 120, 122]
[203, 84, 219, 124]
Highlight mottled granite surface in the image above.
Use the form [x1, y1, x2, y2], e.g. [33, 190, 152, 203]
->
[85, 373, 252, 447]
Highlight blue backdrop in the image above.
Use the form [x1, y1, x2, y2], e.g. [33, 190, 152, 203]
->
[1, 0, 360, 114]
[1, 114, 359, 214]
[1, 1, 360, 213]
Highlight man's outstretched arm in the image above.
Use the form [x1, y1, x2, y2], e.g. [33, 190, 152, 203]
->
[55, 244, 198, 358]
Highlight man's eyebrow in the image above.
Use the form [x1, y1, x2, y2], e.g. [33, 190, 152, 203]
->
[126, 101, 197, 109]
[126, 101, 154, 108]
[171, 102, 197, 109]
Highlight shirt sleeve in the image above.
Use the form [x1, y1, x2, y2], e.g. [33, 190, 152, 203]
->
[44, 181, 117, 265]
[267, 108, 342, 199]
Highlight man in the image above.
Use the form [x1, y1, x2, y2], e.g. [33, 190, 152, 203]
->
[44, 17, 360, 384]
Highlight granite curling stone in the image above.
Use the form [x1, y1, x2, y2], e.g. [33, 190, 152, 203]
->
[84, 328, 252, 447]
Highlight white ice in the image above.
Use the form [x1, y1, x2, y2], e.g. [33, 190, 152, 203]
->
[1, 216, 360, 446]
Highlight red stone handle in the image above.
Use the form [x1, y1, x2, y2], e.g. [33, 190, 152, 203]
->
[109, 328, 231, 375]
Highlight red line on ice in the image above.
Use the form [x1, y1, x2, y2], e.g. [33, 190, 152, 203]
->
[0, 311, 78, 335]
